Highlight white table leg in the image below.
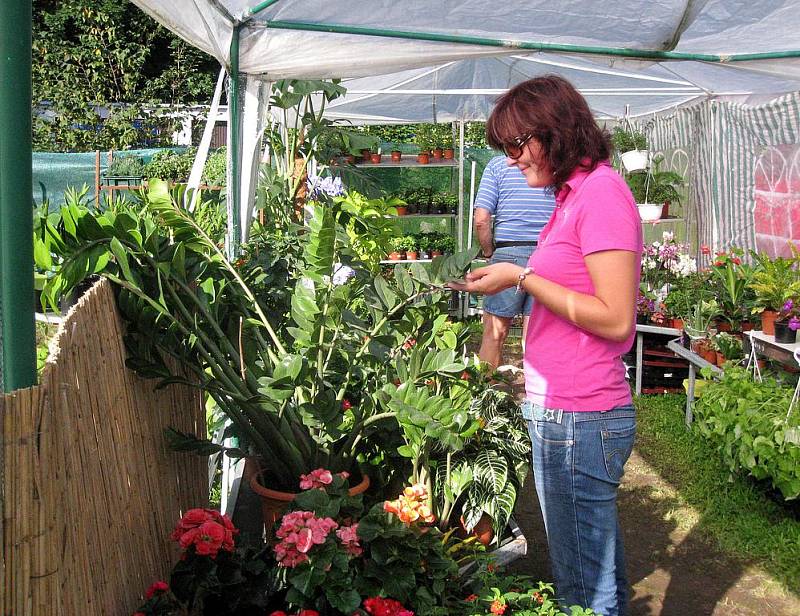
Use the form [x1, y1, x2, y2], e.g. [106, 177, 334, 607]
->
[635, 331, 644, 396]
[685, 364, 695, 427]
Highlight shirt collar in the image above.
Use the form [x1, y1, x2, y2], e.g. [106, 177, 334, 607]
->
[555, 159, 611, 205]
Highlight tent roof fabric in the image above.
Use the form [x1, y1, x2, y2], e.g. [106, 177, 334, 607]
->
[131, 0, 800, 119]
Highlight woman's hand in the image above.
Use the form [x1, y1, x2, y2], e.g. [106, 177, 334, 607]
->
[447, 262, 522, 295]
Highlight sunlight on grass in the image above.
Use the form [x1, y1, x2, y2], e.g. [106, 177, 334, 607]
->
[635, 394, 800, 597]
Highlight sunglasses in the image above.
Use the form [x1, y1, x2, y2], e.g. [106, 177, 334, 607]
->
[502, 132, 535, 159]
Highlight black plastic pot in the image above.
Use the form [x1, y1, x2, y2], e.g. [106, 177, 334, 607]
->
[773, 321, 797, 344]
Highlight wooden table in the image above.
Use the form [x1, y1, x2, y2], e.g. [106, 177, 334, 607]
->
[665, 339, 723, 426]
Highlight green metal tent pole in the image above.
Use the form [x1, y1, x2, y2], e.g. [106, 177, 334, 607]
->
[0, 0, 35, 392]
[227, 25, 242, 258]
[261, 20, 800, 63]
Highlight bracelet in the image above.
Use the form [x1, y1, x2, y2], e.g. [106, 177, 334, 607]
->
[515, 266, 534, 294]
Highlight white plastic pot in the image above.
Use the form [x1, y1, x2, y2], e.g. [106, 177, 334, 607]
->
[620, 149, 650, 172]
[637, 203, 662, 222]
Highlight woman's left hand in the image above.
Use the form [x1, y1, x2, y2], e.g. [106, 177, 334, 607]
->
[447, 262, 523, 295]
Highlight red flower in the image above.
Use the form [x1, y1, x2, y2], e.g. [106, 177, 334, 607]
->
[341, 399, 353, 410]
[732, 257, 741, 265]
[171, 508, 237, 557]
[465, 594, 479, 602]
[532, 591, 544, 604]
[298, 611, 320, 616]
[460, 371, 470, 380]
[700, 245, 711, 255]
[144, 580, 169, 599]
[486, 563, 497, 573]
[490, 599, 507, 615]
[402, 338, 416, 350]
[713, 260, 724, 267]
[269, 612, 288, 616]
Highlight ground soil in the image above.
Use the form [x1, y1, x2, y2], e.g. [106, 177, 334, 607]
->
[500, 349, 800, 616]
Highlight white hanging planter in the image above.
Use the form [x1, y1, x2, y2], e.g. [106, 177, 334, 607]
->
[620, 149, 650, 172]
[637, 203, 662, 222]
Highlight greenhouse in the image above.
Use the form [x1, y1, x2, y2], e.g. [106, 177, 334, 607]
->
[1, 1, 800, 615]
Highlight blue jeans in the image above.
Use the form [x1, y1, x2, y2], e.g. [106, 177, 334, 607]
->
[522, 402, 636, 616]
[483, 245, 535, 317]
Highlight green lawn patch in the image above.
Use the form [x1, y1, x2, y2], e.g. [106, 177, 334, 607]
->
[634, 394, 800, 596]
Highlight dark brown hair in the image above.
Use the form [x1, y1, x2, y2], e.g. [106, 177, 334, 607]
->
[486, 75, 611, 192]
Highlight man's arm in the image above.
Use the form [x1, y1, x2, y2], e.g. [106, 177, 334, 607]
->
[474, 208, 494, 258]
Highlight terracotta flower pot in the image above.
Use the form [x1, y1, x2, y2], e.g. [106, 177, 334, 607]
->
[761, 309, 778, 335]
[458, 514, 495, 547]
[716, 320, 732, 333]
[395, 206, 408, 216]
[430, 249, 443, 257]
[715, 351, 725, 366]
[361, 148, 371, 162]
[388, 251, 403, 261]
[432, 148, 443, 160]
[391, 150, 402, 162]
[443, 148, 455, 159]
[345, 154, 356, 164]
[406, 250, 418, 260]
[671, 318, 684, 330]
[370, 153, 382, 164]
[247, 461, 370, 536]
[774, 320, 797, 344]
[417, 152, 430, 164]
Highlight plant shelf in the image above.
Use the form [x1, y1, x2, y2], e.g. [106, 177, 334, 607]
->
[352, 159, 459, 169]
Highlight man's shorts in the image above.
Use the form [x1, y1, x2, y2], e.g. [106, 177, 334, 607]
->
[483, 244, 536, 318]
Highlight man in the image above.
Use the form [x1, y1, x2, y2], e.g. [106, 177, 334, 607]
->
[474, 155, 555, 367]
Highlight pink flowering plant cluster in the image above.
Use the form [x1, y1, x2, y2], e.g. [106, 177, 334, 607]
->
[641, 231, 696, 292]
[269, 470, 457, 616]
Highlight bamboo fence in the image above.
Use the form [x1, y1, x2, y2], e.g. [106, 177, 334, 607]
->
[1, 279, 206, 615]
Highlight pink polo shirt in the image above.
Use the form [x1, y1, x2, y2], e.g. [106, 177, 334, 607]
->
[524, 161, 642, 412]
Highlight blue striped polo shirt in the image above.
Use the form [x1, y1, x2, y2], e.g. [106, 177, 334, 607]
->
[473, 156, 555, 242]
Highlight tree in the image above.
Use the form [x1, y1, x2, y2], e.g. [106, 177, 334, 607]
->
[32, 0, 218, 151]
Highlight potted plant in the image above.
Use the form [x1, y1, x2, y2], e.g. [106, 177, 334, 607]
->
[684, 299, 721, 361]
[390, 149, 402, 162]
[626, 156, 685, 222]
[439, 235, 457, 256]
[388, 236, 406, 260]
[749, 250, 800, 334]
[711, 331, 743, 366]
[662, 286, 691, 329]
[611, 125, 649, 172]
[444, 192, 459, 215]
[103, 154, 146, 187]
[415, 123, 436, 164]
[41, 181, 481, 503]
[401, 235, 418, 260]
[370, 151, 382, 164]
[774, 298, 800, 344]
[416, 233, 431, 259]
[708, 249, 752, 332]
[430, 192, 448, 215]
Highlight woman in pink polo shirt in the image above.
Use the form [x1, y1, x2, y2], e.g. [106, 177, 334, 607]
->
[452, 76, 642, 615]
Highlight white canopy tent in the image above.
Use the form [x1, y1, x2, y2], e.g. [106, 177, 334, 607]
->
[130, 0, 800, 251]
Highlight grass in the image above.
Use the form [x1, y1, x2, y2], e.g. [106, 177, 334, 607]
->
[634, 393, 800, 596]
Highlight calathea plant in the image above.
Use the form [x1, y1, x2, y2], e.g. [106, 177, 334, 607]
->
[39, 180, 479, 492]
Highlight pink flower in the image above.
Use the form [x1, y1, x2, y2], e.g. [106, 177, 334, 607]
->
[144, 580, 169, 599]
[363, 596, 414, 616]
[299, 468, 334, 490]
[336, 522, 362, 557]
[274, 510, 338, 567]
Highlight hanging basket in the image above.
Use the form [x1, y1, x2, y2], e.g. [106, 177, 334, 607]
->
[620, 149, 650, 172]
[637, 203, 662, 222]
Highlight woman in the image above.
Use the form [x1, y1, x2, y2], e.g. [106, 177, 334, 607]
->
[451, 76, 642, 615]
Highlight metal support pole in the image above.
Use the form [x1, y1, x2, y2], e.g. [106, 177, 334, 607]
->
[226, 25, 243, 258]
[0, 0, 35, 392]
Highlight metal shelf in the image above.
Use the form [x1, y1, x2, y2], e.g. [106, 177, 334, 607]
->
[351, 158, 459, 169]
[640, 216, 684, 224]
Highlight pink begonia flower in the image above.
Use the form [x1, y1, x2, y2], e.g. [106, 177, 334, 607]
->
[336, 523, 362, 557]
[299, 468, 334, 490]
[274, 510, 338, 567]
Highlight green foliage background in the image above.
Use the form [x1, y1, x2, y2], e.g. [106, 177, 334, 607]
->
[32, 0, 218, 151]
